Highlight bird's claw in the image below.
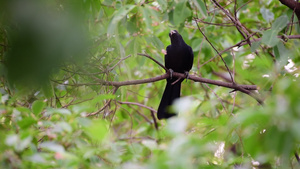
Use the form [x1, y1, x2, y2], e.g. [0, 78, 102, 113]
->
[184, 71, 189, 82]
[229, 89, 237, 93]
[169, 69, 174, 79]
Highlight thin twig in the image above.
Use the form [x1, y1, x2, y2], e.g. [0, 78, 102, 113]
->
[150, 110, 158, 130]
[199, 34, 300, 68]
[86, 99, 112, 117]
[118, 101, 158, 130]
[204, 83, 228, 113]
[125, 104, 153, 125]
[211, 0, 252, 45]
[196, 19, 235, 27]
[86, 87, 119, 117]
[194, 18, 235, 83]
[138, 53, 167, 71]
[107, 54, 132, 72]
[236, 0, 253, 13]
[118, 101, 157, 113]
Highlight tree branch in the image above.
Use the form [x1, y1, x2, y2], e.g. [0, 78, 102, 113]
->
[58, 72, 257, 91]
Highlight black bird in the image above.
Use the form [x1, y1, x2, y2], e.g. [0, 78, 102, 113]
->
[157, 30, 194, 120]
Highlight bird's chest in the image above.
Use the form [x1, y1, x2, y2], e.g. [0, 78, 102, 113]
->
[165, 45, 188, 72]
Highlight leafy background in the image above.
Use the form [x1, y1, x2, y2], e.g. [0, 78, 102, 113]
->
[0, 0, 300, 168]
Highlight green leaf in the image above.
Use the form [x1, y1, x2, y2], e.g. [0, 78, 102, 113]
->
[173, 2, 192, 26]
[142, 6, 152, 31]
[126, 15, 139, 34]
[276, 41, 290, 60]
[46, 108, 71, 115]
[261, 29, 280, 47]
[142, 139, 158, 150]
[260, 7, 274, 22]
[273, 42, 290, 69]
[56, 122, 73, 133]
[17, 117, 36, 129]
[91, 94, 116, 104]
[145, 36, 165, 51]
[191, 0, 207, 17]
[84, 119, 109, 142]
[6, 135, 32, 152]
[27, 153, 47, 163]
[32, 100, 46, 115]
[191, 38, 203, 52]
[41, 82, 54, 98]
[39, 141, 65, 153]
[292, 120, 300, 140]
[261, 15, 289, 47]
[250, 41, 261, 53]
[273, 45, 280, 59]
[107, 5, 136, 35]
[157, 0, 167, 11]
[152, 36, 165, 51]
[272, 15, 289, 33]
[16, 107, 31, 114]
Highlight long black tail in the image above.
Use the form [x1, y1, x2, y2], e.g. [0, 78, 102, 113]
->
[157, 79, 182, 119]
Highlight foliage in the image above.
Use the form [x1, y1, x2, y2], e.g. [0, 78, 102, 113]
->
[0, 0, 300, 168]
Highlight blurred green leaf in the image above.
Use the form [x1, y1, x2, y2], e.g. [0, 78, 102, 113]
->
[46, 108, 71, 116]
[26, 153, 47, 164]
[250, 41, 261, 53]
[261, 29, 280, 47]
[145, 36, 165, 51]
[272, 15, 289, 32]
[91, 94, 116, 104]
[191, 38, 203, 52]
[173, 1, 192, 26]
[41, 82, 54, 98]
[6, 135, 32, 152]
[4, 1, 88, 88]
[39, 141, 65, 153]
[261, 15, 289, 47]
[260, 7, 274, 22]
[157, 0, 167, 11]
[191, 0, 207, 17]
[32, 100, 45, 115]
[107, 5, 136, 35]
[84, 119, 109, 142]
[17, 117, 36, 129]
[142, 6, 152, 31]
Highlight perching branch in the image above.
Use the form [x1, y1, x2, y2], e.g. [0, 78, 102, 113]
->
[58, 72, 257, 91]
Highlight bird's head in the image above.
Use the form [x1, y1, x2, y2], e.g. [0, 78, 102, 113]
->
[169, 30, 183, 45]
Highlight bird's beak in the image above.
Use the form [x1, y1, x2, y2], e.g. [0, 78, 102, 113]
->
[170, 30, 176, 35]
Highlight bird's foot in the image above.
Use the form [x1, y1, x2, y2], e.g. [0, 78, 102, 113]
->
[184, 71, 189, 82]
[168, 69, 174, 79]
[229, 89, 237, 93]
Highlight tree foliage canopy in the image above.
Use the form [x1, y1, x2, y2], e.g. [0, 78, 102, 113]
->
[0, 0, 300, 168]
